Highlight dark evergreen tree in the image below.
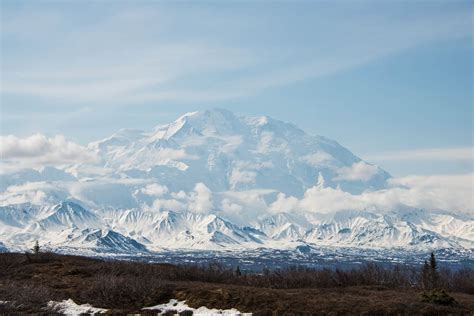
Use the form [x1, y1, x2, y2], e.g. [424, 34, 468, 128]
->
[430, 252, 437, 270]
[33, 240, 40, 255]
[235, 265, 242, 277]
[429, 252, 439, 289]
[420, 254, 456, 307]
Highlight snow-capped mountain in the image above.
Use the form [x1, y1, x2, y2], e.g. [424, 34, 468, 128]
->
[87, 109, 390, 195]
[0, 109, 472, 256]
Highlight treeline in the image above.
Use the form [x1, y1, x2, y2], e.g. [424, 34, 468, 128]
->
[27, 253, 471, 293]
[156, 261, 473, 293]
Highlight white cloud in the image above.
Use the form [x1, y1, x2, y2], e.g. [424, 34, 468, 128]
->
[0, 182, 69, 206]
[0, 188, 47, 206]
[0, 134, 96, 167]
[221, 198, 243, 213]
[2, 172, 471, 225]
[269, 193, 299, 214]
[140, 183, 169, 197]
[189, 182, 213, 213]
[365, 147, 474, 162]
[333, 161, 379, 182]
[298, 185, 365, 214]
[220, 189, 274, 223]
[152, 198, 185, 212]
[271, 173, 474, 215]
[2, 78, 161, 103]
[229, 169, 257, 188]
[1, 41, 256, 105]
[388, 173, 474, 213]
[171, 190, 188, 200]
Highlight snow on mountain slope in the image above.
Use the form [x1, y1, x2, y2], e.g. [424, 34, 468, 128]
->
[110, 209, 263, 251]
[1, 201, 471, 253]
[0, 203, 38, 228]
[61, 228, 148, 254]
[32, 201, 102, 231]
[0, 203, 42, 243]
[0, 109, 472, 255]
[303, 210, 467, 249]
[255, 212, 310, 241]
[88, 109, 390, 196]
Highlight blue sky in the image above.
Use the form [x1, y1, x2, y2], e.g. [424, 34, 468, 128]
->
[1, 0, 472, 176]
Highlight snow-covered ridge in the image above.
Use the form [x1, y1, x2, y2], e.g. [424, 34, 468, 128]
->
[1, 200, 472, 253]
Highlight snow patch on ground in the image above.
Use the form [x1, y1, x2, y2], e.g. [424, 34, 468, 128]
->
[47, 299, 107, 315]
[143, 299, 252, 315]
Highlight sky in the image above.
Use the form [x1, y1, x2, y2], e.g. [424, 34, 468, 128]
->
[0, 0, 473, 177]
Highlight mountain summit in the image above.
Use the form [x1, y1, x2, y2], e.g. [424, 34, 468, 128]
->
[90, 108, 390, 195]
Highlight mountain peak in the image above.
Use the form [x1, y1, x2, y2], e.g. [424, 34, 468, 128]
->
[180, 108, 241, 134]
[151, 108, 242, 140]
[86, 108, 392, 195]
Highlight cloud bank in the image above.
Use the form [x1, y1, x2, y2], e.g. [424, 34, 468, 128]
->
[1, 136, 472, 221]
[0, 173, 472, 225]
[0, 134, 96, 168]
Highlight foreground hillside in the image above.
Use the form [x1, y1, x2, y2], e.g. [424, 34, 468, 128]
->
[0, 252, 473, 315]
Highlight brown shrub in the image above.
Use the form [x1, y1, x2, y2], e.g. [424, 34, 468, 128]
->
[0, 280, 62, 313]
[81, 274, 174, 309]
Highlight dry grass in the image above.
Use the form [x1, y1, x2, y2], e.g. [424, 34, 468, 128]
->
[0, 252, 472, 315]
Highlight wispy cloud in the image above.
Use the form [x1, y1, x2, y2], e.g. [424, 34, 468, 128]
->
[1, 4, 471, 105]
[365, 147, 474, 162]
[1, 41, 257, 104]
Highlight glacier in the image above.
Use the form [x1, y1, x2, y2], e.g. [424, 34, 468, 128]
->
[0, 109, 472, 259]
